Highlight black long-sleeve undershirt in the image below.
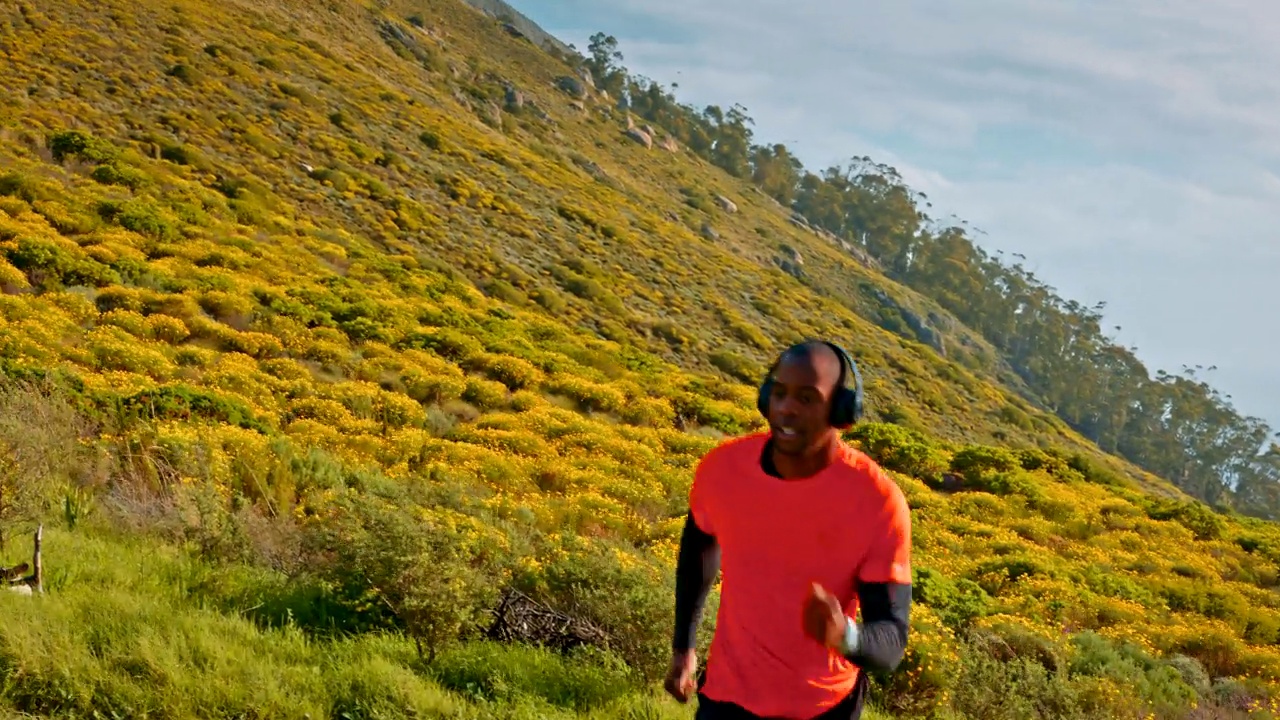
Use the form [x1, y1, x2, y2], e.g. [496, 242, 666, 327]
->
[673, 511, 720, 652]
[845, 580, 911, 671]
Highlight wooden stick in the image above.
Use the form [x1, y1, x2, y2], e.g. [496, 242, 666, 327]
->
[32, 524, 41, 594]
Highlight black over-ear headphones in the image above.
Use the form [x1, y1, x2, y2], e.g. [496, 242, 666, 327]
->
[756, 339, 864, 429]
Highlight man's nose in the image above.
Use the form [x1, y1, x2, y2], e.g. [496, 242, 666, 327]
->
[774, 394, 800, 416]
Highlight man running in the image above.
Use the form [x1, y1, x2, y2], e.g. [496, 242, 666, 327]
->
[665, 339, 912, 719]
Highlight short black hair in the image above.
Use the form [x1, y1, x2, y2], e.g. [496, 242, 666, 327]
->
[778, 339, 841, 366]
[772, 339, 846, 390]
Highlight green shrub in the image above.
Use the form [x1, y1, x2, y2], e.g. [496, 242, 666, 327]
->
[1067, 632, 1199, 717]
[969, 469, 1039, 498]
[99, 198, 177, 241]
[544, 375, 626, 414]
[971, 555, 1055, 596]
[465, 352, 543, 390]
[1014, 447, 1084, 483]
[671, 393, 756, 435]
[945, 647, 1088, 720]
[462, 377, 509, 410]
[0, 172, 55, 202]
[1078, 565, 1159, 607]
[1066, 453, 1125, 488]
[521, 539, 673, 684]
[708, 349, 760, 383]
[912, 567, 992, 629]
[112, 383, 271, 434]
[3, 236, 120, 289]
[48, 129, 119, 164]
[299, 492, 511, 663]
[399, 327, 485, 361]
[951, 445, 1021, 482]
[847, 423, 949, 479]
[1145, 498, 1227, 541]
[90, 162, 149, 190]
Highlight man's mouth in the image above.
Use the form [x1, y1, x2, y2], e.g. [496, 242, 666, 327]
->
[776, 426, 799, 439]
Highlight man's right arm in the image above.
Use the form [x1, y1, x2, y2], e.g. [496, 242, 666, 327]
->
[673, 511, 720, 651]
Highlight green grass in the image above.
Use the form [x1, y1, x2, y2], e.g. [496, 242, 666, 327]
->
[0, 524, 697, 720]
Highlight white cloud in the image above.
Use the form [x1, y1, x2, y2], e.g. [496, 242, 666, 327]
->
[523, 0, 1280, 429]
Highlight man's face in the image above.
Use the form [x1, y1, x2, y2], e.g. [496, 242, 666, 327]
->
[765, 351, 842, 456]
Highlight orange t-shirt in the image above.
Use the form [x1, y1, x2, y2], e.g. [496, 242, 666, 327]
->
[689, 432, 912, 720]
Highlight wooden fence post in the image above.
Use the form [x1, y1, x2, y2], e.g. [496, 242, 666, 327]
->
[32, 523, 41, 594]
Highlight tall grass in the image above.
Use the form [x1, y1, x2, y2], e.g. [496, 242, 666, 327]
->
[0, 525, 696, 720]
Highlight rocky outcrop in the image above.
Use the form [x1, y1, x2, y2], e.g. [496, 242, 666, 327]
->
[782, 211, 881, 271]
[504, 85, 523, 110]
[377, 18, 442, 71]
[870, 287, 946, 356]
[625, 127, 652, 149]
[484, 100, 502, 126]
[717, 195, 738, 213]
[781, 244, 803, 265]
[772, 243, 805, 280]
[555, 75, 587, 98]
[776, 258, 804, 280]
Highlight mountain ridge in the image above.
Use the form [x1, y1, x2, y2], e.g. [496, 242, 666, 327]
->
[456, 0, 575, 56]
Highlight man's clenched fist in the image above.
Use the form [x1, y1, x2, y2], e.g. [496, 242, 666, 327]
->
[802, 582, 848, 650]
[664, 649, 698, 703]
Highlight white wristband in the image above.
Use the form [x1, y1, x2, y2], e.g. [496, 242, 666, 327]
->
[840, 617, 861, 656]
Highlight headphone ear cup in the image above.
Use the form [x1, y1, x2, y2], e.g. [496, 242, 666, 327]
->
[823, 341, 859, 429]
[757, 379, 772, 420]
[849, 360, 864, 423]
[830, 387, 856, 429]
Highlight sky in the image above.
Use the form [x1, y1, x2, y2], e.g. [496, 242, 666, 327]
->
[514, 0, 1280, 433]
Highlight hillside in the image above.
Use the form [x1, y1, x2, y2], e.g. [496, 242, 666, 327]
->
[0, 0, 1279, 718]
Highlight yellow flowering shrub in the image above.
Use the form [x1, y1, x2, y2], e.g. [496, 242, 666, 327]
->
[876, 604, 962, 717]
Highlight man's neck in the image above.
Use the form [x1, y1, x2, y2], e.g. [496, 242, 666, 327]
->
[762, 435, 842, 480]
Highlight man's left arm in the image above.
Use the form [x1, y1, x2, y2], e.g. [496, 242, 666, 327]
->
[841, 490, 912, 672]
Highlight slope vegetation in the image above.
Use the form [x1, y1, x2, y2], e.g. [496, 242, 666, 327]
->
[0, 0, 1276, 718]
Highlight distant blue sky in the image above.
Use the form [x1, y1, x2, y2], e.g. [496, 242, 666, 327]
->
[517, 0, 1280, 434]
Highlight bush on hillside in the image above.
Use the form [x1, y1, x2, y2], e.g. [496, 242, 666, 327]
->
[848, 422, 950, 479]
[1144, 498, 1228, 542]
[298, 490, 512, 664]
[951, 446, 1021, 483]
[912, 567, 992, 630]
